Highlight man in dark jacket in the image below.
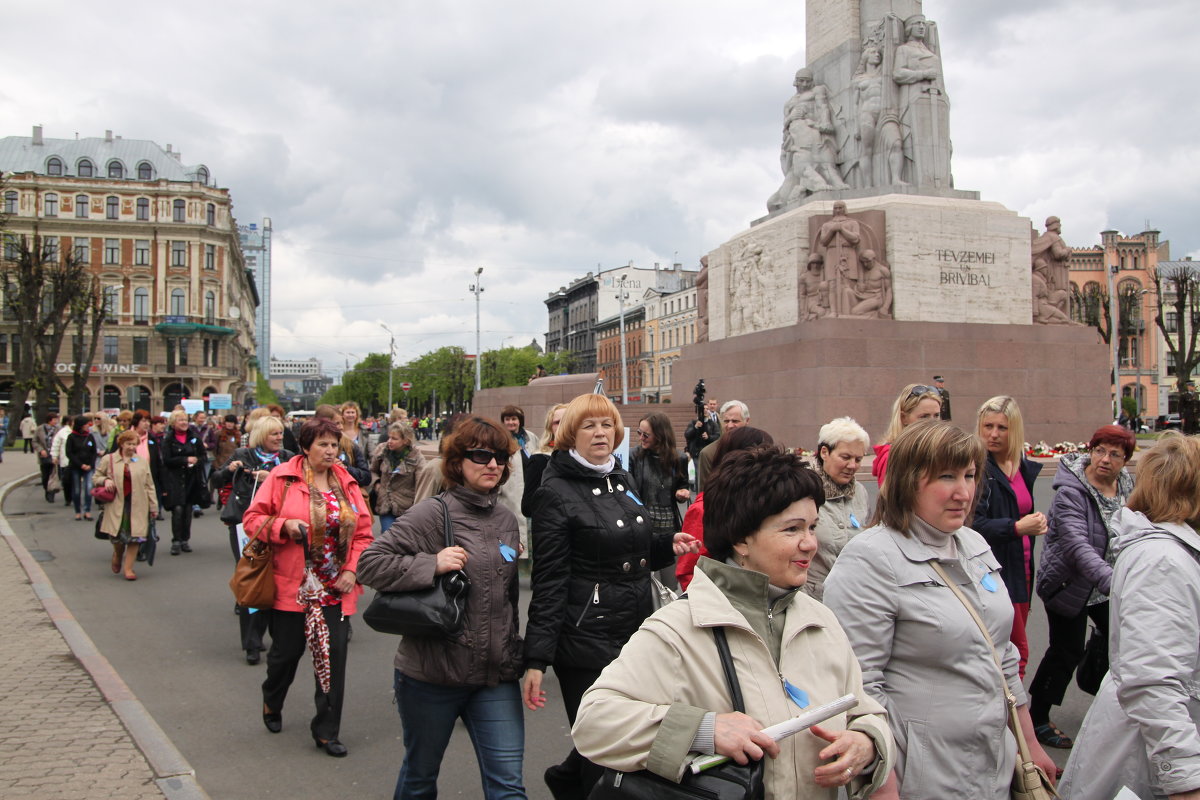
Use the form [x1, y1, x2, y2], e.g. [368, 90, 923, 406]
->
[934, 375, 951, 420]
[683, 399, 720, 462]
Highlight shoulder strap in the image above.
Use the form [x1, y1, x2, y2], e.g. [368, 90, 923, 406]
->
[432, 494, 455, 548]
[711, 628, 746, 713]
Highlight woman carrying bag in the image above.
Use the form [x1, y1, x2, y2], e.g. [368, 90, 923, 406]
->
[94, 430, 158, 581]
[357, 416, 526, 799]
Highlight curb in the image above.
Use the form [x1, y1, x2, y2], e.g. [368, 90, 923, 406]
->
[0, 472, 211, 800]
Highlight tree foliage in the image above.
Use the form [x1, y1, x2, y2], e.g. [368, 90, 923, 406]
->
[480, 345, 573, 389]
[1071, 282, 1111, 344]
[1151, 263, 1200, 391]
[256, 373, 281, 406]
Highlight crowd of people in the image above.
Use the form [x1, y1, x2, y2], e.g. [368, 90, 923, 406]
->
[13, 382, 1200, 800]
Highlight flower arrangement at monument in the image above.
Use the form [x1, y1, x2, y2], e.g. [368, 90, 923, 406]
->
[1024, 441, 1087, 458]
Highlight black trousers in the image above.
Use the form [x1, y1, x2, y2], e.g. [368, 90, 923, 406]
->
[545, 665, 605, 800]
[1028, 601, 1109, 722]
[40, 462, 55, 491]
[170, 504, 193, 542]
[228, 526, 270, 653]
[262, 606, 350, 742]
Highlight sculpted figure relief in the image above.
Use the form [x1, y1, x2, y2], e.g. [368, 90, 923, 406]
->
[799, 253, 831, 322]
[695, 255, 709, 343]
[817, 201, 862, 316]
[728, 241, 780, 334]
[850, 44, 904, 188]
[767, 69, 849, 212]
[844, 249, 894, 319]
[892, 15, 952, 188]
[1032, 262, 1071, 325]
[1031, 216, 1072, 294]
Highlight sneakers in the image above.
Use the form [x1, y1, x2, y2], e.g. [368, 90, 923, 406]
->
[170, 542, 181, 556]
[180, 542, 193, 553]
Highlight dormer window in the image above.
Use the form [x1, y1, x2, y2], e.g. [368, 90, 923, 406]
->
[137, 162, 153, 181]
[46, 157, 63, 176]
[196, 166, 209, 185]
[107, 161, 124, 179]
[78, 159, 94, 178]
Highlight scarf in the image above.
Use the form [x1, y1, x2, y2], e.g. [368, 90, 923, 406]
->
[254, 448, 281, 468]
[569, 448, 615, 475]
[815, 463, 857, 502]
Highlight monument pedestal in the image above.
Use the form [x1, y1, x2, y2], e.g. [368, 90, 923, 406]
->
[672, 318, 1110, 450]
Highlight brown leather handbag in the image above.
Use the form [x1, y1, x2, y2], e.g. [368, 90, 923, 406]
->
[229, 480, 292, 609]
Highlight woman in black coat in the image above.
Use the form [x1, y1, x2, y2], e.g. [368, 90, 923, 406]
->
[628, 411, 690, 589]
[161, 409, 209, 555]
[521, 393, 699, 800]
[65, 415, 99, 521]
[972, 396, 1045, 680]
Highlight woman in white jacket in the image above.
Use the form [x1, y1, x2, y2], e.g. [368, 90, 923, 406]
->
[1060, 433, 1200, 800]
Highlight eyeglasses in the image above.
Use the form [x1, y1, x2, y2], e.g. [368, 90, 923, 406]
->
[464, 448, 510, 466]
[909, 385, 938, 396]
[1091, 446, 1127, 462]
[636, 430, 652, 439]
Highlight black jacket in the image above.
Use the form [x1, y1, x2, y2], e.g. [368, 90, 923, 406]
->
[212, 446, 295, 525]
[628, 446, 688, 519]
[65, 431, 98, 470]
[160, 431, 209, 509]
[683, 416, 720, 461]
[973, 453, 1042, 603]
[524, 450, 675, 671]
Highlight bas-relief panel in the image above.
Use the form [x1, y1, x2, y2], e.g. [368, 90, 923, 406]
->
[713, 220, 802, 339]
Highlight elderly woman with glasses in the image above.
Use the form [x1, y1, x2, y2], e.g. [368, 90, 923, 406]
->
[1027, 424, 1135, 750]
[801, 417, 873, 601]
[357, 417, 526, 799]
[871, 383, 943, 488]
[522, 393, 700, 799]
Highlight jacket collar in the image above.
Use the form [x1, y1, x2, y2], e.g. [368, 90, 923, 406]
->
[446, 484, 500, 511]
[272, 453, 358, 490]
[543, 448, 628, 481]
[687, 558, 823, 639]
[984, 453, 1042, 497]
[888, 522, 991, 564]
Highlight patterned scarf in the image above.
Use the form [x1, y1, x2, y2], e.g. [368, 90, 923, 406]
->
[254, 448, 280, 468]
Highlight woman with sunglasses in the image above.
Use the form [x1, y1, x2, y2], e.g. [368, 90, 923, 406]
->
[357, 416, 526, 799]
[522, 393, 701, 799]
[872, 383, 943, 488]
[629, 411, 690, 588]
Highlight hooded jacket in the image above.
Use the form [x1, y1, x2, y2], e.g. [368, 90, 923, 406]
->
[524, 449, 675, 671]
[1059, 508, 1200, 798]
[1035, 452, 1133, 617]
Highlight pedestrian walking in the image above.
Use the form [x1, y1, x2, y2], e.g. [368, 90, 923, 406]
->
[65, 415, 98, 521]
[33, 412, 60, 501]
[367, 422, 424, 534]
[20, 411, 34, 454]
[161, 409, 208, 555]
[94, 431, 158, 581]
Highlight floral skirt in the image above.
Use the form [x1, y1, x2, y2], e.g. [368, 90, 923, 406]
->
[114, 495, 147, 545]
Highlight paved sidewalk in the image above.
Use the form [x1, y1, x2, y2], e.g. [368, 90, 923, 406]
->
[0, 451, 207, 799]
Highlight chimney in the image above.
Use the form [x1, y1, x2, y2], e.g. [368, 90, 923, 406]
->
[32, 125, 43, 145]
[105, 129, 113, 142]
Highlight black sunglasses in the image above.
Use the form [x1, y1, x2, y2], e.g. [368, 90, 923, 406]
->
[909, 384, 938, 396]
[465, 448, 510, 466]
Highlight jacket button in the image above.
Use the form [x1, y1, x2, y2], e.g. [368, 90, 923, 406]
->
[616, 519, 624, 527]
[636, 515, 644, 524]
[639, 558, 647, 567]
[622, 562, 631, 572]
[592, 488, 601, 496]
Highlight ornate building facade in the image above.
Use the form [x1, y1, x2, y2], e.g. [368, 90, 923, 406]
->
[0, 126, 259, 413]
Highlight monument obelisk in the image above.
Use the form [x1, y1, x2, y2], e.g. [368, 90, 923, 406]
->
[674, 0, 1110, 447]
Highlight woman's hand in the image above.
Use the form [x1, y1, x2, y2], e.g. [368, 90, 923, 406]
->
[81, 464, 91, 472]
[1015, 512, 1048, 536]
[435, 545, 468, 574]
[522, 669, 546, 710]
[672, 532, 701, 555]
[810, 726, 874, 788]
[282, 519, 308, 542]
[103, 479, 115, 491]
[1016, 705, 1056, 786]
[186, 456, 198, 466]
[674, 488, 691, 502]
[254, 470, 271, 482]
[714, 712, 780, 764]
[332, 570, 356, 593]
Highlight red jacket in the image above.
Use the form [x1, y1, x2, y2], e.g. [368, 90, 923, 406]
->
[242, 455, 374, 614]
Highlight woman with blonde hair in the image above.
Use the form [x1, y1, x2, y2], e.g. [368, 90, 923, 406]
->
[871, 383, 943, 487]
[522, 393, 700, 798]
[340, 401, 373, 461]
[825, 421, 1055, 798]
[368, 421, 425, 533]
[1060, 433, 1200, 799]
[520, 403, 568, 517]
[94, 429, 159, 580]
[803, 416, 873, 600]
[971, 396, 1046, 680]
[161, 409, 208, 555]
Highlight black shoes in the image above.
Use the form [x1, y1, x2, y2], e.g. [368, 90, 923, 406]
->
[193, 508, 203, 518]
[314, 737, 348, 757]
[179, 542, 193, 553]
[169, 542, 181, 556]
[262, 705, 282, 734]
[245, 649, 261, 665]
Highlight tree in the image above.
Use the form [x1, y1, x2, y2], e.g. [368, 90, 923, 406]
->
[479, 346, 574, 389]
[0, 230, 92, 424]
[1151, 263, 1200, 392]
[61, 275, 105, 415]
[1071, 282, 1111, 344]
[398, 346, 472, 415]
[256, 373, 280, 406]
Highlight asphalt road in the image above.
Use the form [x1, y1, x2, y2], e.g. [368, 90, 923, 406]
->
[7, 471, 1090, 798]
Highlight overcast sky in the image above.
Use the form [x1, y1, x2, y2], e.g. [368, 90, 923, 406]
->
[4, 0, 1196, 376]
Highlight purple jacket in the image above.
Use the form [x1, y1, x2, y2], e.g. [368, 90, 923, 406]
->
[1036, 453, 1132, 617]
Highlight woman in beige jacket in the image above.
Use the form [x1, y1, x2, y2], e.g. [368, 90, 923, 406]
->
[573, 445, 893, 799]
[94, 430, 159, 580]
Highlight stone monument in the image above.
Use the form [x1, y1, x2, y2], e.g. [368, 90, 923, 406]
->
[673, 0, 1111, 447]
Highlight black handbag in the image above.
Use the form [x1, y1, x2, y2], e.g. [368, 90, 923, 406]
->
[362, 495, 471, 637]
[1075, 622, 1108, 695]
[589, 627, 765, 800]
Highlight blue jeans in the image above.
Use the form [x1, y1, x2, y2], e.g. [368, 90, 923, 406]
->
[379, 514, 397, 535]
[393, 671, 526, 800]
[70, 467, 93, 514]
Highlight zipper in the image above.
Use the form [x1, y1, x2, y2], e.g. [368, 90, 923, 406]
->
[605, 475, 613, 493]
[574, 583, 600, 626]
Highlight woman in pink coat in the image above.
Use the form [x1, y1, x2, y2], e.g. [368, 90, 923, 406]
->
[242, 417, 374, 758]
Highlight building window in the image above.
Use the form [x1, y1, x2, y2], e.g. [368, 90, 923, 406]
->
[166, 338, 175, 371]
[103, 286, 120, 322]
[204, 291, 215, 324]
[103, 336, 119, 364]
[75, 194, 89, 218]
[43, 193, 58, 217]
[104, 239, 120, 264]
[173, 199, 186, 222]
[3, 234, 17, 261]
[73, 241, 89, 264]
[132, 336, 148, 364]
[196, 166, 209, 185]
[206, 204, 215, 226]
[107, 161, 124, 179]
[136, 197, 149, 221]
[134, 239, 150, 266]
[133, 288, 148, 324]
[0, 333, 6, 363]
[44, 237, 59, 262]
[204, 244, 215, 270]
[47, 157, 63, 176]
[170, 288, 186, 316]
[178, 337, 189, 366]
[10, 334, 19, 368]
[210, 339, 218, 367]
[77, 158, 95, 177]
[106, 196, 119, 220]
[3, 191, 16, 215]
[137, 162, 153, 181]
[171, 241, 187, 267]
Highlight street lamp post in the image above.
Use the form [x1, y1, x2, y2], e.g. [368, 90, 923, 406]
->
[380, 322, 395, 414]
[470, 268, 484, 393]
[616, 273, 630, 405]
[1108, 264, 1119, 419]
